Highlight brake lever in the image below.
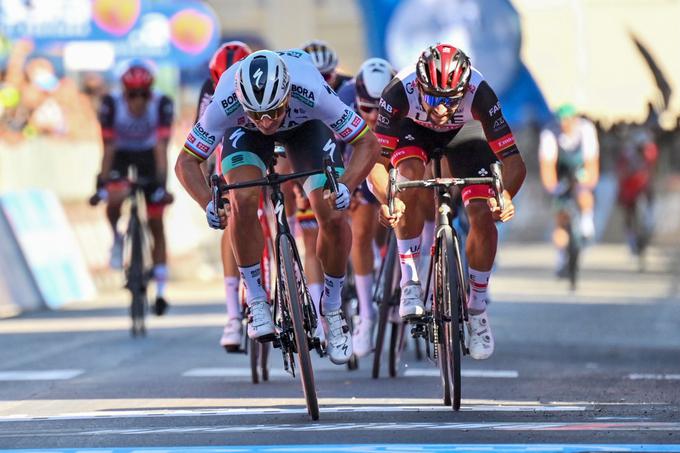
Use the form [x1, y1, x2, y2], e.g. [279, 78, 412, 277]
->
[323, 157, 339, 195]
[490, 162, 505, 213]
[387, 167, 398, 216]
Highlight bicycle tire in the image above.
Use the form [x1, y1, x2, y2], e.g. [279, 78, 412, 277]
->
[433, 230, 452, 406]
[567, 223, 580, 291]
[260, 342, 270, 381]
[388, 320, 405, 378]
[280, 235, 319, 420]
[444, 228, 465, 411]
[127, 210, 147, 337]
[249, 338, 259, 384]
[372, 235, 398, 379]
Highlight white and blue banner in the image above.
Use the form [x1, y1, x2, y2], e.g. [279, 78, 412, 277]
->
[0, 190, 95, 310]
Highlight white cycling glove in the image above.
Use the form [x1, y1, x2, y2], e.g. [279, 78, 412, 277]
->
[205, 199, 223, 229]
[334, 183, 351, 211]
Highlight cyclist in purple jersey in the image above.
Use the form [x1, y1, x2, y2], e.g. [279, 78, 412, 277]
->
[337, 58, 395, 358]
[367, 44, 527, 360]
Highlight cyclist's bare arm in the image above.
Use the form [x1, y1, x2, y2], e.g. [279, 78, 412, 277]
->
[538, 130, 558, 192]
[176, 152, 212, 209]
[367, 155, 391, 205]
[339, 131, 381, 193]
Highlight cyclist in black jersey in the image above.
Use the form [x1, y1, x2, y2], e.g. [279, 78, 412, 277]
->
[91, 62, 174, 316]
[367, 44, 527, 360]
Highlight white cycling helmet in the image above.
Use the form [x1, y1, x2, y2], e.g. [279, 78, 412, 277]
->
[301, 39, 339, 75]
[355, 58, 396, 102]
[235, 50, 291, 113]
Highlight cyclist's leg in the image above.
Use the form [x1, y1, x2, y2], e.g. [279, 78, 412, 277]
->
[418, 163, 436, 284]
[215, 147, 243, 346]
[350, 193, 379, 357]
[221, 127, 276, 339]
[446, 138, 498, 360]
[282, 120, 352, 363]
[576, 186, 595, 240]
[105, 151, 131, 264]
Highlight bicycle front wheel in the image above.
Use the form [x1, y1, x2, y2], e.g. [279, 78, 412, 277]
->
[433, 230, 452, 406]
[127, 210, 147, 337]
[372, 234, 398, 379]
[280, 235, 319, 420]
[445, 229, 467, 411]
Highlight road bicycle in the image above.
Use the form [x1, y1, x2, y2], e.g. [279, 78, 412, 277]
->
[387, 148, 504, 410]
[212, 155, 339, 420]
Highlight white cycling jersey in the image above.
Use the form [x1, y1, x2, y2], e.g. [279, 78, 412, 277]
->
[182, 49, 369, 161]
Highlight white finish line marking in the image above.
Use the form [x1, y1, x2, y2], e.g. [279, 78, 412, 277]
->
[629, 373, 680, 380]
[0, 370, 83, 381]
[2, 422, 679, 438]
[0, 404, 587, 423]
[183, 368, 519, 379]
[404, 369, 519, 378]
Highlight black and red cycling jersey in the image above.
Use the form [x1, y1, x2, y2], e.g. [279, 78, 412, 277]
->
[195, 78, 214, 123]
[374, 65, 519, 166]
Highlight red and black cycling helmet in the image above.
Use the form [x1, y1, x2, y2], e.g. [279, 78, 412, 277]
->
[209, 40, 252, 86]
[416, 44, 471, 97]
[121, 64, 154, 91]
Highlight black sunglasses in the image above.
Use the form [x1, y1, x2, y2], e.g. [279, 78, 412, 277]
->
[126, 90, 151, 99]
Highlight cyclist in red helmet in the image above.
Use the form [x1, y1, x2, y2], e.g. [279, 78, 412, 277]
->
[195, 41, 253, 351]
[91, 62, 174, 316]
[367, 43, 527, 360]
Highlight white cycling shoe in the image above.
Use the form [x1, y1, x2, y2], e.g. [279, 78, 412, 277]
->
[220, 317, 243, 351]
[466, 311, 494, 360]
[352, 317, 374, 358]
[399, 281, 425, 320]
[322, 309, 353, 364]
[247, 299, 276, 341]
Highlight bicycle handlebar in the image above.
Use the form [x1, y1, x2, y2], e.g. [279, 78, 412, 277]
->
[387, 161, 505, 216]
[210, 156, 339, 208]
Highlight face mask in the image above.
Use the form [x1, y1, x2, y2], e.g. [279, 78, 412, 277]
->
[32, 69, 59, 92]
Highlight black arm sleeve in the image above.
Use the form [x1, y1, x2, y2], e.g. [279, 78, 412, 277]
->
[470, 81, 519, 159]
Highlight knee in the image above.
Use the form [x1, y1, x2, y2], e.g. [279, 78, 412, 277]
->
[230, 188, 260, 219]
[317, 210, 347, 237]
[467, 203, 496, 235]
[397, 159, 425, 181]
[352, 222, 373, 247]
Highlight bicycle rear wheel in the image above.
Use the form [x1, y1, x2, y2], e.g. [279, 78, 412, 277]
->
[280, 235, 319, 420]
[388, 319, 405, 377]
[433, 230, 452, 406]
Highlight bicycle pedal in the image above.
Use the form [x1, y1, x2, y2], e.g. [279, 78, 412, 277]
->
[255, 333, 277, 344]
[223, 345, 244, 354]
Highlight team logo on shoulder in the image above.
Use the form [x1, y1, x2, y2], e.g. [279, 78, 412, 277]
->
[488, 102, 501, 117]
[405, 80, 416, 94]
[291, 84, 316, 107]
[330, 108, 353, 131]
[478, 168, 489, 176]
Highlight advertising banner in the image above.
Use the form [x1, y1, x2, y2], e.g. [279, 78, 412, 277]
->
[0, 0, 220, 68]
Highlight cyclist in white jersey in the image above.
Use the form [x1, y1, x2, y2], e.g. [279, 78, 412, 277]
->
[175, 49, 382, 365]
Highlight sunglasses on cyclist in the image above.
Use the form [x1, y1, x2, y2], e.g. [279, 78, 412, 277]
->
[357, 100, 379, 114]
[244, 100, 289, 121]
[421, 92, 462, 110]
[126, 89, 151, 100]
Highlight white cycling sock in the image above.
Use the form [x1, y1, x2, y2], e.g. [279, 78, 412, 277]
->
[308, 282, 323, 317]
[153, 264, 168, 298]
[418, 221, 435, 283]
[224, 276, 241, 320]
[468, 267, 490, 314]
[355, 273, 375, 321]
[238, 263, 267, 305]
[322, 274, 345, 312]
[397, 237, 421, 287]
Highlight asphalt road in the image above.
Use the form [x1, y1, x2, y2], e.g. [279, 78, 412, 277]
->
[1, 243, 679, 452]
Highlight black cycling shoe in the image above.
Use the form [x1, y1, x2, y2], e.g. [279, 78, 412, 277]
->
[154, 296, 169, 316]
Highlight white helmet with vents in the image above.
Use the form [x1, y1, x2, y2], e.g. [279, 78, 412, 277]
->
[301, 39, 339, 75]
[235, 50, 291, 113]
[356, 58, 396, 102]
